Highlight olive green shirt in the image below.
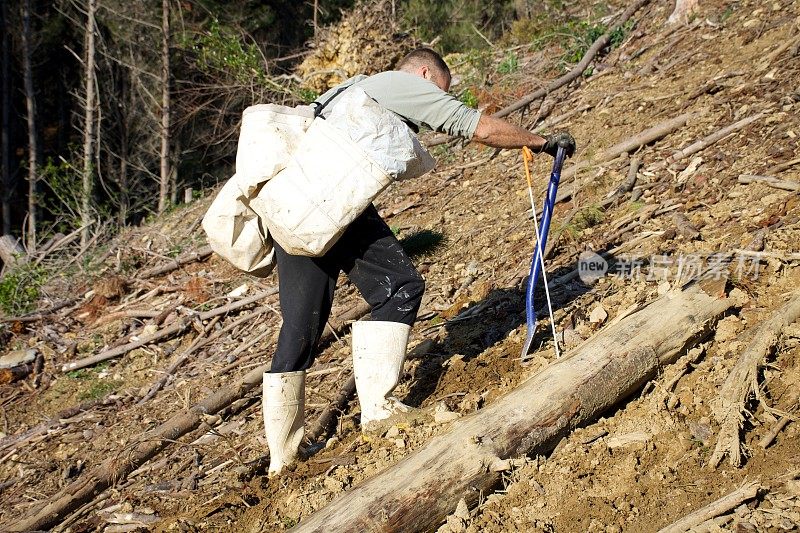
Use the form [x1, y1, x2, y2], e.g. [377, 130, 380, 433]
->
[315, 71, 481, 139]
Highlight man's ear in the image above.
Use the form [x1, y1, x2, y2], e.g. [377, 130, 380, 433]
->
[419, 65, 430, 80]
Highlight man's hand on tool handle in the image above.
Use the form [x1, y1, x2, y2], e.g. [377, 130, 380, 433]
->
[539, 132, 576, 158]
[471, 114, 575, 158]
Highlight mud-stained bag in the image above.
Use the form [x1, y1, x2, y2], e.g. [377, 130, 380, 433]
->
[251, 88, 435, 257]
[202, 104, 314, 276]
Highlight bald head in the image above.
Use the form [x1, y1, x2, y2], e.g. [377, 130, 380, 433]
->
[396, 48, 451, 92]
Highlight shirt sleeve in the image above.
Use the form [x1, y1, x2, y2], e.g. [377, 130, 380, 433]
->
[355, 71, 482, 139]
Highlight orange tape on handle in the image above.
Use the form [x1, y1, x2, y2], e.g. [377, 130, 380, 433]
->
[522, 146, 535, 189]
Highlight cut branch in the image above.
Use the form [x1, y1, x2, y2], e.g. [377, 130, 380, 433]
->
[305, 375, 356, 444]
[738, 174, 800, 192]
[562, 112, 693, 182]
[657, 481, 760, 533]
[288, 281, 732, 533]
[61, 288, 277, 372]
[648, 113, 764, 171]
[138, 245, 213, 279]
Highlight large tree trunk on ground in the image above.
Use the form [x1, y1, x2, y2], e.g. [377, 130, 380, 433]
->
[289, 281, 733, 533]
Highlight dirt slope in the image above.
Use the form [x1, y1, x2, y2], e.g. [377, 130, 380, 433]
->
[1, 0, 799, 531]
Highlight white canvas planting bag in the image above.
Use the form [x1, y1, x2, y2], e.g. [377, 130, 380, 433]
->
[251, 88, 436, 256]
[202, 104, 314, 276]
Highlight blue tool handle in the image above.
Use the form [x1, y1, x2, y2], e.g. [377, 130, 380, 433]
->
[524, 146, 567, 334]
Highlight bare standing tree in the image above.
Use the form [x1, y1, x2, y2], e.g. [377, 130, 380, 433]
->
[0, 0, 12, 236]
[159, 0, 171, 212]
[81, 0, 97, 248]
[21, 0, 38, 251]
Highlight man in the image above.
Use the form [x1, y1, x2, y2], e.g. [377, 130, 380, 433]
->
[264, 48, 576, 475]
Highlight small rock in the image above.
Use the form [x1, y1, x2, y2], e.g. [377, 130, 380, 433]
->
[433, 402, 462, 424]
[0, 348, 37, 369]
[688, 419, 713, 444]
[578, 427, 608, 445]
[434, 411, 461, 424]
[445, 515, 466, 533]
[408, 339, 436, 359]
[606, 431, 651, 449]
[735, 504, 750, 517]
[454, 498, 470, 521]
[560, 328, 584, 349]
[394, 438, 406, 449]
[385, 426, 401, 439]
[226, 283, 249, 298]
[323, 477, 344, 491]
[714, 316, 743, 343]
[657, 281, 671, 296]
[784, 323, 800, 340]
[785, 479, 800, 497]
[141, 324, 159, 336]
[589, 305, 608, 324]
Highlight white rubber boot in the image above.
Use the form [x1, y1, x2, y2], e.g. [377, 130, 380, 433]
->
[263, 370, 305, 476]
[352, 321, 412, 430]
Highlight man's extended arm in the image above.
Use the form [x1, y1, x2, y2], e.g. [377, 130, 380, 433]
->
[473, 114, 576, 157]
[472, 114, 546, 151]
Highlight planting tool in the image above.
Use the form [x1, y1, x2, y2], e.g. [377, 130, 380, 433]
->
[521, 145, 567, 358]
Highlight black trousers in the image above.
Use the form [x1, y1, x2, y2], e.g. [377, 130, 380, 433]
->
[270, 205, 425, 373]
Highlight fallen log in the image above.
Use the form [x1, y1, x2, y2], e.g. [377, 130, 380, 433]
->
[0, 362, 36, 384]
[0, 296, 81, 323]
[288, 280, 733, 532]
[305, 375, 356, 444]
[137, 245, 213, 279]
[604, 156, 641, 206]
[0, 396, 122, 454]
[6, 368, 265, 532]
[710, 291, 800, 468]
[32, 224, 86, 267]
